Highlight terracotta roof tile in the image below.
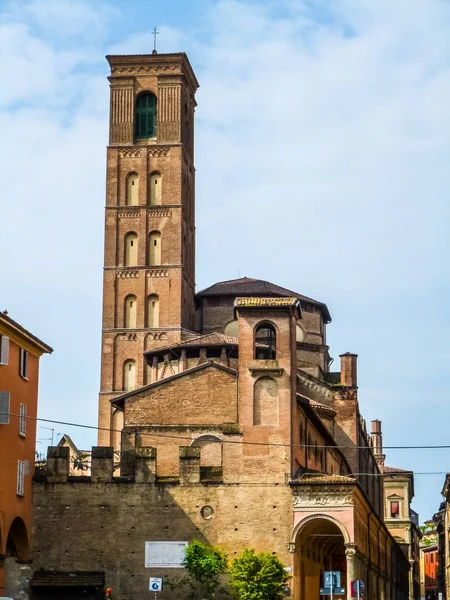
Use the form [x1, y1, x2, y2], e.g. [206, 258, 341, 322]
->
[298, 474, 356, 484]
[384, 465, 412, 474]
[309, 399, 337, 416]
[176, 332, 238, 347]
[235, 296, 298, 308]
[0, 311, 53, 353]
[144, 332, 238, 357]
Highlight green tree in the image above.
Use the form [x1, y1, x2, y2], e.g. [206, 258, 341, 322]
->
[167, 539, 228, 600]
[229, 549, 289, 600]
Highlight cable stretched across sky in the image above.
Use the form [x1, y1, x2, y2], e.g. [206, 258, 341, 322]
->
[4, 409, 450, 454]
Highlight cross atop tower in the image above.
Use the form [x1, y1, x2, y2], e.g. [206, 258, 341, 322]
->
[152, 27, 159, 54]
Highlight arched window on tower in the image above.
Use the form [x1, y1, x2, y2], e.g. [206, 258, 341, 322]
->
[135, 93, 157, 140]
[148, 231, 161, 266]
[147, 295, 160, 328]
[254, 322, 277, 359]
[126, 173, 139, 206]
[149, 172, 162, 205]
[123, 359, 136, 392]
[124, 232, 138, 266]
[124, 295, 137, 328]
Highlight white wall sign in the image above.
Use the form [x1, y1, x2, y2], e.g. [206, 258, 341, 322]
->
[149, 577, 163, 591]
[145, 541, 188, 568]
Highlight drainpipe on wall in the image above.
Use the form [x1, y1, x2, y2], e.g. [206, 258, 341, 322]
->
[367, 509, 373, 598]
[305, 419, 308, 470]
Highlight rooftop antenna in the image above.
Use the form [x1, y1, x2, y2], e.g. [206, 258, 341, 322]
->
[152, 26, 159, 54]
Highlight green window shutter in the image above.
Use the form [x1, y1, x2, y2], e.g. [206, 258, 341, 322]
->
[135, 93, 157, 139]
[0, 391, 10, 424]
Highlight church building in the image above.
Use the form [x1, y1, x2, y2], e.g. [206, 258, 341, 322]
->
[29, 51, 413, 600]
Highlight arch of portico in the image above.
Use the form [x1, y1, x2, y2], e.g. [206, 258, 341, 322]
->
[290, 513, 365, 600]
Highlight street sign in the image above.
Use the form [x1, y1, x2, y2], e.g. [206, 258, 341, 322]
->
[149, 577, 163, 592]
[324, 571, 341, 588]
[351, 580, 365, 598]
[320, 572, 345, 597]
[320, 587, 345, 595]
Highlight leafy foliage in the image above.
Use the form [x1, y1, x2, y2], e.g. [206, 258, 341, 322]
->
[229, 549, 289, 600]
[167, 539, 228, 600]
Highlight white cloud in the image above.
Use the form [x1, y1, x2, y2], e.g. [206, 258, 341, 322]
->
[1, 0, 449, 521]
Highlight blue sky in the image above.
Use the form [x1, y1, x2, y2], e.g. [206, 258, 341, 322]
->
[1, 0, 450, 523]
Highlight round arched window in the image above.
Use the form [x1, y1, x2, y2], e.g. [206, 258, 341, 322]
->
[254, 323, 276, 360]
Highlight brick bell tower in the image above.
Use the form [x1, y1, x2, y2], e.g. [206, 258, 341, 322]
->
[98, 53, 199, 446]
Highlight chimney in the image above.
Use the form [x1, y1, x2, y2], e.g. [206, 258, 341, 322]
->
[371, 419, 385, 469]
[340, 353, 358, 388]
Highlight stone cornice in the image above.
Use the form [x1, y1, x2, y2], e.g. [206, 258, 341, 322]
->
[106, 205, 182, 210]
[107, 53, 199, 93]
[297, 371, 334, 400]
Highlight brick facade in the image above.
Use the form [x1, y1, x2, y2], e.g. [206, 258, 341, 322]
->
[29, 51, 413, 600]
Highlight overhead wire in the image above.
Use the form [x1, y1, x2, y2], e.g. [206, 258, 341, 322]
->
[4, 410, 450, 456]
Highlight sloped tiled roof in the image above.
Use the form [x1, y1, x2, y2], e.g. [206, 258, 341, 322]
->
[309, 399, 337, 416]
[235, 296, 298, 308]
[197, 277, 331, 322]
[0, 311, 53, 353]
[177, 332, 238, 347]
[144, 332, 238, 357]
[298, 474, 356, 484]
[384, 465, 412, 474]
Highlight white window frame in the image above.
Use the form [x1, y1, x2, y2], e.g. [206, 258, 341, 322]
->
[0, 335, 9, 365]
[19, 348, 29, 379]
[19, 403, 27, 437]
[0, 391, 10, 424]
[17, 460, 25, 496]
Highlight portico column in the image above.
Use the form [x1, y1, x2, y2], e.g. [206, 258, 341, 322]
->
[345, 543, 357, 600]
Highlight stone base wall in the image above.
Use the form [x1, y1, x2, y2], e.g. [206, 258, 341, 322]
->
[31, 477, 293, 600]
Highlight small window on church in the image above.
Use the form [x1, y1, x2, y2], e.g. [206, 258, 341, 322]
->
[135, 93, 157, 140]
[149, 173, 162, 205]
[123, 359, 136, 391]
[147, 295, 159, 328]
[254, 323, 276, 360]
[124, 295, 137, 328]
[124, 232, 138, 266]
[390, 501, 400, 518]
[148, 231, 161, 265]
[126, 173, 139, 206]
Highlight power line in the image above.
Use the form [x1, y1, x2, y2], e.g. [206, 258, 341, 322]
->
[4, 410, 450, 454]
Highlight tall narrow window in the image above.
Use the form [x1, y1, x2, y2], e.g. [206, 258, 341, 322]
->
[390, 501, 400, 518]
[19, 403, 26, 437]
[135, 93, 157, 139]
[147, 295, 160, 328]
[148, 231, 161, 266]
[149, 172, 162, 205]
[0, 335, 9, 365]
[17, 460, 25, 496]
[254, 323, 277, 359]
[0, 391, 10, 424]
[19, 348, 28, 378]
[123, 359, 136, 392]
[124, 232, 138, 266]
[124, 295, 137, 328]
[126, 173, 139, 206]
